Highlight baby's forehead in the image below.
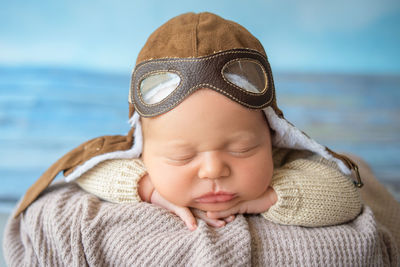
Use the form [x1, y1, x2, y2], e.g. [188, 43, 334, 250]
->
[141, 111, 270, 141]
[139, 89, 271, 141]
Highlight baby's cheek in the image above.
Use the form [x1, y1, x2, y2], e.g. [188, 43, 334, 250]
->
[239, 164, 272, 199]
[151, 169, 193, 206]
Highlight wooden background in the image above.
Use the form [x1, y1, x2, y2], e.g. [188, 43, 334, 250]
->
[276, 73, 400, 201]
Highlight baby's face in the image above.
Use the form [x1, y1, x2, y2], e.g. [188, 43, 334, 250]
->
[141, 89, 273, 212]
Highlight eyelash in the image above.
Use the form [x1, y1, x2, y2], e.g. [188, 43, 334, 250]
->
[173, 157, 193, 161]
[229, 147, 256, 156]
[167, 156, 194, 164]
[166, 146, 257, 164]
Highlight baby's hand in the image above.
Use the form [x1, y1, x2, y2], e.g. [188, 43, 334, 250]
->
[139, 174, 234, 231]
[151, 190, 235, 231]
[206, 187, 277, 220]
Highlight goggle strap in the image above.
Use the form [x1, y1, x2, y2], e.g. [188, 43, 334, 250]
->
[326, 147, 363, 188]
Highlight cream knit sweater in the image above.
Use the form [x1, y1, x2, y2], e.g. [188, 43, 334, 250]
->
[75, 148, 362, 227]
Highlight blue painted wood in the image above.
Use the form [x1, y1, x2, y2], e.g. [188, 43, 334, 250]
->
[275, 73, 400, 180]
[274, 73, 400, 201]
[0, 67, 399, 211]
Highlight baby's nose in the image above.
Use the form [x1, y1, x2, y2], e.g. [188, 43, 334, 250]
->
[197, 151, 230, 179]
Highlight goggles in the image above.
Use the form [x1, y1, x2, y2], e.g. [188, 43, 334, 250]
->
[130, 49, 275, 117]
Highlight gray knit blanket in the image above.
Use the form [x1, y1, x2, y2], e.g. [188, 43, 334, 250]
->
[3, 182, 399, 267]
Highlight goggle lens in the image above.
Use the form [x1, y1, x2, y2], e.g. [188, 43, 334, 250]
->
[222, 59, 267, 94]
[140, 72, 180, 104]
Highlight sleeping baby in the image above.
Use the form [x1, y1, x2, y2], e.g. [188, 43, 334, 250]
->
[14, 12, 363, 232]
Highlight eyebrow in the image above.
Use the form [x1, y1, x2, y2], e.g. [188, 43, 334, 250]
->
[163, 141, 194, 149]
[162, 131, 258, 149]
[227, 131, 258, 142]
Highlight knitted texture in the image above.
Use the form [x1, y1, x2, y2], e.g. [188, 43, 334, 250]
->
[3, 182, 398, 267]
[75, 159, 146, 203]
[74, 148, 362, 227]
[262, 153, 362, 226]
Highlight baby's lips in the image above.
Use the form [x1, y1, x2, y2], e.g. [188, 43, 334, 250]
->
[194, 193, 237, 203]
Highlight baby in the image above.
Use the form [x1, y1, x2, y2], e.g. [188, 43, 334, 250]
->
[14, 12, 363, 231]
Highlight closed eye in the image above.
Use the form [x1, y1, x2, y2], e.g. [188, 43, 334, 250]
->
[165, 155, 195, 165]
[229, 146, 258, 156]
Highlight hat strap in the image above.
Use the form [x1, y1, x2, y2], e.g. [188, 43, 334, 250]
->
[326, 147, 363, 188]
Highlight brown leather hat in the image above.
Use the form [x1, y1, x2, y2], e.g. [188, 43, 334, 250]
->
[14, 12, 362, 218]
[129, 12, 282, 118]
[136, 12, 266, 63]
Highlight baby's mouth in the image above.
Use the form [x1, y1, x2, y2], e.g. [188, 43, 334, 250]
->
[194, 192, 237, 203]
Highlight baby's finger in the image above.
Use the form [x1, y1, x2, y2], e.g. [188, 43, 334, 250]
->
[206, 206, 238, 219]
[173, 207, 198, 231]
[224, 215, 235, 223]
[191, 209, 226, 228]
[151, 191, 197, 231]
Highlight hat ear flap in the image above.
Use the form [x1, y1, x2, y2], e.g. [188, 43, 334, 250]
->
[14, 124, 141, 218]
[129, 103, 135, 120]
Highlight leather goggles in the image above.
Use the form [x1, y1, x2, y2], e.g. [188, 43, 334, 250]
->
[130, 49, 275, 117]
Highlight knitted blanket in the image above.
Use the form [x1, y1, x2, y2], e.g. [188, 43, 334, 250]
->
[3, 182, 399, 267]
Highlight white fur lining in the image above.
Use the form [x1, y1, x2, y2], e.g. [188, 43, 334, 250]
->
[263, 107, 351, 175]
[64, 113, 143, 182]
